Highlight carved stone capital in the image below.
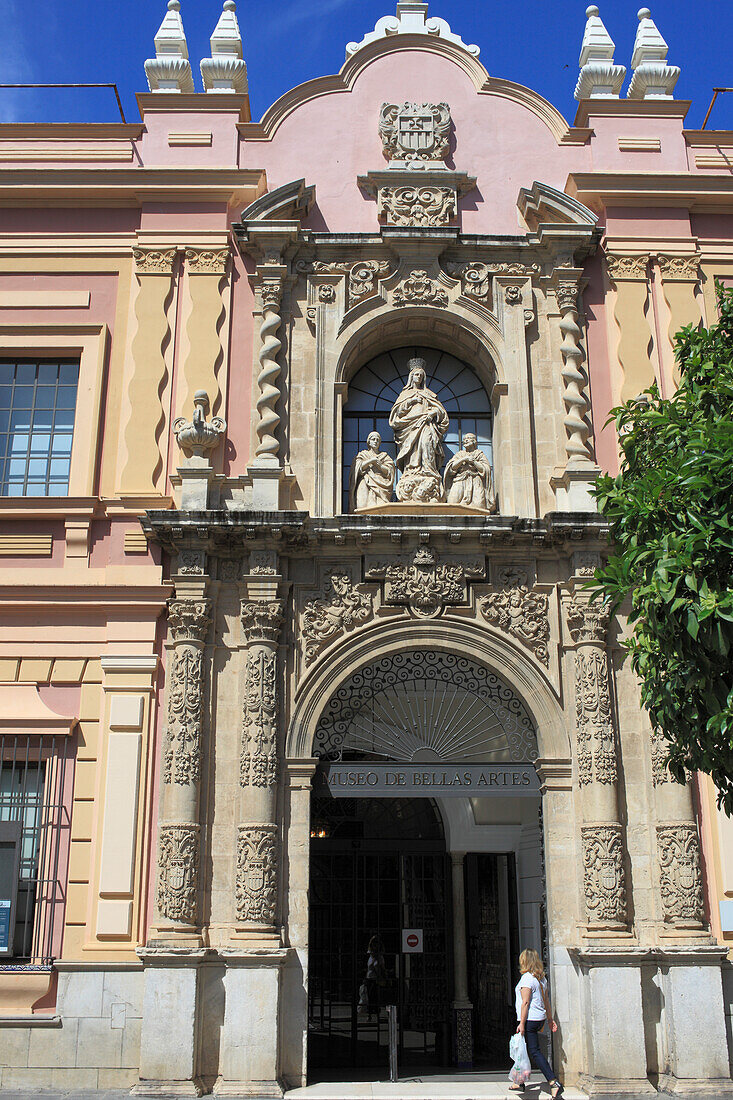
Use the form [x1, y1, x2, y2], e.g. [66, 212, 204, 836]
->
[133, 246, 177, 275]
[236, 823, 278, 926]
[168, 598, 212, 645]
[240, 599, 284, 645]
[566, 597, 610, 645]
[260, 279, 283, 312]
[479, 569, 550, 666]
[301, 568, 373, 665]
[582, 823, 628, 929]
[157, 823, 200, 923]
[657, 253, 701, 282]
[555, 281, 581, 314]
[605, 253, 649, 282]
[657, 823, 705, 925]
[184, 247, 230, 275]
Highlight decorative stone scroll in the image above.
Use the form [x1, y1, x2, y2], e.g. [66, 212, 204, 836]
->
[605, 253, 649, 282]
[443, 260, 540, 302]
[301, 569, 373, 665]
[379, 102, 451, 166]
[236, 823, 278, 925]
[157, 823, 200, 923]
[393, 269, 448, 308]
[184, 247, 230, 274]
[163, 599, 211, 786]
[379, 185, 456, 227]
[657, 254, 701, 281]
[479, 573, 550, 666]
[366, 546, 484, 620]
[575, 648, 617, 786]
[657, 823, 705, 925]
[582, 823, 628, 928]
[296, 259, 392, 309]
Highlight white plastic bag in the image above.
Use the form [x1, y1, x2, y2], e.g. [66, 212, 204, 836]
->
[509, 1032, 532, 1085]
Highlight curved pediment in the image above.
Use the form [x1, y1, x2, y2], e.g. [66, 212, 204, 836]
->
[518, 181, 598, 230]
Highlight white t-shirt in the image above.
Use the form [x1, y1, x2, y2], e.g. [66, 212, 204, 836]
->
[515, 973, 548, 1021]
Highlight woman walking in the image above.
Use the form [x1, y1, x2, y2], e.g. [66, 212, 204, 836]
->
[511, 948, 563, 1097]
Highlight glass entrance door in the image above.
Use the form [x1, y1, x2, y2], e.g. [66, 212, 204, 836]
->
[307, 797, 450, 1078]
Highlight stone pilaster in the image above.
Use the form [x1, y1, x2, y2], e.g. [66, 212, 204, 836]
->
[153, 590, 212, 944]
[237, 564, 284, 940]
[566, 566, 628, 932]
[605, 252, 653, 403]
[650, 738, 706, 931]
[180, 246, 230, 425]
[450, 851, 473, 1069]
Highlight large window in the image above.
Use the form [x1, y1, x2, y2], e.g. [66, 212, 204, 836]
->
[342, 346, 492, 513]
[0, 737, 73, 962]
[0, 359, 79, 497]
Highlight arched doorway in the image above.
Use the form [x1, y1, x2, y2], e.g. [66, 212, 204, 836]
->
[305, 650, 544, 1082]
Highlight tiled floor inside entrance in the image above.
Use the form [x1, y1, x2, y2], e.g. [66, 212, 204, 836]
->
[286, 1073, 588, 1098]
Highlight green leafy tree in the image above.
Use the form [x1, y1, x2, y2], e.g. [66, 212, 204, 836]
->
[591, 283, 733, 812]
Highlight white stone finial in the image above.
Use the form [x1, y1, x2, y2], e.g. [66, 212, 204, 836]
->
[201, 0, 248, 93]
[575, 5, 626, 99]
[346, 1, 480, 60]
[628, 7, 680, 99]
[144, 0, 195, 93]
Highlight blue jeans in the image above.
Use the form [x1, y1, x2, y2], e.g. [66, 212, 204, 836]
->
[525, 1019, 556, 1083]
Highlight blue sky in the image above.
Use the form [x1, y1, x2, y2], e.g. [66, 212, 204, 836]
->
[0, 0, 731, 129]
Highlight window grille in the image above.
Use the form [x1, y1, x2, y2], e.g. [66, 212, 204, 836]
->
[0, 359, 79, 496]
[342, 346, 493, 513]
[0, 735, 74, 963]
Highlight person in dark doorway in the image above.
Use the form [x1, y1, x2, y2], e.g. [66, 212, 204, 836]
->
[511, 948, 563, 1097]
[358, 935, 387, 1019]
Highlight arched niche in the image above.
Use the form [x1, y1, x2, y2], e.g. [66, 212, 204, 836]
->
[341, 346, 494, 514]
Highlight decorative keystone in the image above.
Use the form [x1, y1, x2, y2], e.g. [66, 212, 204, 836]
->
[144, 0, 195, 93]
[575, 5, 626, 100]
[201, 0, 248, 93]
[628, 8, 680, 100]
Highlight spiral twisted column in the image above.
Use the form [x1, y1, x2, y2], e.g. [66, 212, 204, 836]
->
[556, 280, 593, 468]
[255, 278, 284, 463]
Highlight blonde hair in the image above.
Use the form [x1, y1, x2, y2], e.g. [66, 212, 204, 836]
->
[519, 948, 545, 981]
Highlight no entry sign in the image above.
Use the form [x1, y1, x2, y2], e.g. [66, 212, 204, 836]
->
[402, 928, 423, 953]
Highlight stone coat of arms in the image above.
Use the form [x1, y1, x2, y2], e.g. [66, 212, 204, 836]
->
[379, 102, 451, 165]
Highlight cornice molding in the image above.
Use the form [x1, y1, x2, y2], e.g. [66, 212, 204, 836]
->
[568, 171, 733, 210]
[0, 167, 265, 204]
[573, 99, 691, 127]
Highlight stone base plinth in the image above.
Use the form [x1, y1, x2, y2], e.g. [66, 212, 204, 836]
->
[132, 1082, 204, 1097]
[657, 1078, 733, 1097]
[213, 1080, 283, 1097]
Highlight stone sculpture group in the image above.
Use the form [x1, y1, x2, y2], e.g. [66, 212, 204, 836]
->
[349, 357, 496, 511]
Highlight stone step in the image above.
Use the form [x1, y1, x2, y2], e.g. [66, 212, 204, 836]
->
[285, 1077, 588, 1099]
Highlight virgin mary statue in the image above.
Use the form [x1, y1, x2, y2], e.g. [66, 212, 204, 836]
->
[388, 358, 449, 502]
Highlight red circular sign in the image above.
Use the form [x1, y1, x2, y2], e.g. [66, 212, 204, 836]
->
[406, 934, 419, 948]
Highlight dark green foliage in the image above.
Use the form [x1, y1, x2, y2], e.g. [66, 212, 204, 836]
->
[591, 283, 733, 812]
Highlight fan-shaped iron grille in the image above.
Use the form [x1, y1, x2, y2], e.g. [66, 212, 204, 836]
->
[312, 651, 537, 764]
[342, 346, 493, 513]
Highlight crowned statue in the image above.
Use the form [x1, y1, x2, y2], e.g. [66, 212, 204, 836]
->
[388, 358, 449, 502]
[348, 431, 396, 511]
[444, 433, 496, 511]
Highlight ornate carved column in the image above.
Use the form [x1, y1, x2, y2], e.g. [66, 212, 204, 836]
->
[120, 246, 177, 494]
[450, 851, 473, 1069]
[154, 592, 212, 944]
[650, 734, 706, 930]
[566, 570, 628, 932]
[237, 562, 284, 941]
[551, 270, 600, 511]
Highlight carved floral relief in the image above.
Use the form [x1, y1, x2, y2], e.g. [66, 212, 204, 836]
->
[582, 823, 628, 927]
[241, 647, 278, 788]
[479, 572, 550, 666]
[393, 269, 449, 308]
[301, 569, 373, 665]
[575, 648, 617, 786]
[379, 185, 456, 227]
[157, 823, 200, 922]
[657, 823, 705, 924]
[366, 546, 484, 619]
[236, 823, 278, 925]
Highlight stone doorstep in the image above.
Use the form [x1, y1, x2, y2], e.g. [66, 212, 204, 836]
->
[283, 1082, 589, 1099]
